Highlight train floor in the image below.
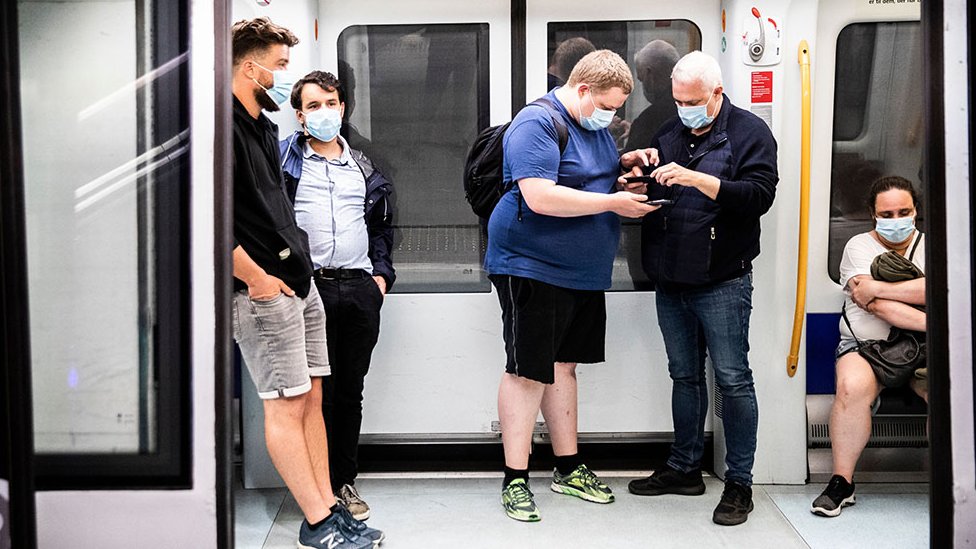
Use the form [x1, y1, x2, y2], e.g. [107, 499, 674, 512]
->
[233, 469, 929, 548]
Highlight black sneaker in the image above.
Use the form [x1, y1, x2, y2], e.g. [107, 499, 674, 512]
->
[811, 475, 856, 517]
[628, 465, 706, 496]
[712, 481, 754, 526]
[298, 513, 372, 549]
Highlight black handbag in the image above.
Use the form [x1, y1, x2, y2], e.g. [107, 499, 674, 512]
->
[841, 234, 926, 388]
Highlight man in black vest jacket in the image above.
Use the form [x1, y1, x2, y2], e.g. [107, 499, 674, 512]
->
[621, 51, 778, 527]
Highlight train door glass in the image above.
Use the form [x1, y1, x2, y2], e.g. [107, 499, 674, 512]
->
[338, 24, 490, 293]
[546, 20, 701, 290]
[16, 0, 189, 485]
[828, 22, 922, 282]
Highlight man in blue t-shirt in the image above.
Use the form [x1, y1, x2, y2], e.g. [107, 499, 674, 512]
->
[485, 50, 660, 522]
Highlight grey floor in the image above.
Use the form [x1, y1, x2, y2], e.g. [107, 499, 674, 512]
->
[233, 470, 929, 549]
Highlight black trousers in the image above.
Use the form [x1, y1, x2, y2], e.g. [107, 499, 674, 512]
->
[315, 274, 383, 490]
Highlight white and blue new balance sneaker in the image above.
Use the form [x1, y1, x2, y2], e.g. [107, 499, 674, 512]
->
[298, 512, 372, 549]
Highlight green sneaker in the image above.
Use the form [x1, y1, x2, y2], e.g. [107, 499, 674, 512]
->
[502, 478, 541, 522]
[550, 464, 615, 504]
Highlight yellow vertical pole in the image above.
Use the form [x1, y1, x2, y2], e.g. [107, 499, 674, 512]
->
[787, 41, 812, 377]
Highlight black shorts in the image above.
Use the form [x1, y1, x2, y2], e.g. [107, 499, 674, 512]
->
[490, 274, 606, 384]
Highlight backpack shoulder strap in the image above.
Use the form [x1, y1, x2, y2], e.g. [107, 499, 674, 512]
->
[529, 96, 569, 154]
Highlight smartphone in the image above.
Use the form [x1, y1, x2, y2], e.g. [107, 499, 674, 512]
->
[648, 199, 673, 206]
[623, 175, 657, 183]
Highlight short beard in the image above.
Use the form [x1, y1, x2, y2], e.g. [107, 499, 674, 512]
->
[255, 88, 280, 112]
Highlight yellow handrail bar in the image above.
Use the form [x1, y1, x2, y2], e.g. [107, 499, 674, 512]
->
[787, 40, 812, 377]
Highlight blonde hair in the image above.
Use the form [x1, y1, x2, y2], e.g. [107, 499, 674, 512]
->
[565, 50, 634, 94]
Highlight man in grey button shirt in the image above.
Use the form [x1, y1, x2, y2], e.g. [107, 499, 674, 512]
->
[281, 71, 395, 522]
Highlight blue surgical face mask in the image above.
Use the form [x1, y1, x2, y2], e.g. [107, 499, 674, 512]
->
[677, 94, 716, 129]
[303, 107, 342, 142]
[579, 92, 616, 131]
[876, 215, 916, 244]
[252, 62, 296, 106]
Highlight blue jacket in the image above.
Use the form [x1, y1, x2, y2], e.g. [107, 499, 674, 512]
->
[279, 132, 396, 289]
[641, 95, 778, 290]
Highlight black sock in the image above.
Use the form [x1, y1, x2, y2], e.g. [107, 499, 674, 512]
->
[503, 466, 529, 488]
[330, 503, 342, 515]
[308, 514, 329, 530]
[555, 453, 583, 476]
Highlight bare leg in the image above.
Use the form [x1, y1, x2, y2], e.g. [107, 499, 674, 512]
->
[540, 362, 579, 457]
[264, 393, 331, 523]
[829, 353, 883, 482]
[304, 377, 338, 506]
[498, 372, 547, 469]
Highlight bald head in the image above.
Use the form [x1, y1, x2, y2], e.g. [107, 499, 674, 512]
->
[635, 40, 680, 103]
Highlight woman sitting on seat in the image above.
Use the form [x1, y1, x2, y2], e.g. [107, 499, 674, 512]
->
[811, 175, 927, 517]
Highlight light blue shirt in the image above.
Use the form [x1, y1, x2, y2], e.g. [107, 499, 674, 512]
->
[294, 136, 372, 271]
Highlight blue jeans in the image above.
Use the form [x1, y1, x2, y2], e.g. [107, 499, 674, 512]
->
[655, 272, 758, 486]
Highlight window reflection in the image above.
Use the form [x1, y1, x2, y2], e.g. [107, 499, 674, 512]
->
[828, 22, 923, 282]
[547, 20, 701, 291]
[338, 24, 490, 292]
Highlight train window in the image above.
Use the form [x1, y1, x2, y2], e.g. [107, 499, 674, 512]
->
[547, 20, 701, 291]
[17, 0, 189, 486]
[828, 22, 923, 282]
[338, 24, 490, 293]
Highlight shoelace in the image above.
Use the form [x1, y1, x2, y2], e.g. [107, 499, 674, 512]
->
[341, 485, 365, 505]
[824, 476, 851, 500]
[574, 466, 607, 489]
[336, 506, 366, 533]
[507, 483, 535, 505]
[721, 483, 751, 506]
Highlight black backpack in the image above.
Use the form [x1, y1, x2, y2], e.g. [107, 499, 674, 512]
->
[463, 97, 569, 218]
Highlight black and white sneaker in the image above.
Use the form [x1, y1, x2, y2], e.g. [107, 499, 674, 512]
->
[811, 474, 856, 517]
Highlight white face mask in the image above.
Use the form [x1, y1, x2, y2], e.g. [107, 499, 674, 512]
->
[876, 215, 916, 243]
[677, 93, 715, 129]
[252, 61, 296, 106]
[303, 107, 342, 142]
[579, 92, 616, 131]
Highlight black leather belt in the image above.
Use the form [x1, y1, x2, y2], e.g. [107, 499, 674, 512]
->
[314, 267, 369, 280]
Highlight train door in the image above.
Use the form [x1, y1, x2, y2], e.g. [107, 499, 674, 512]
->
[803, 0, 927, 478]
[1, 0, 227, 546]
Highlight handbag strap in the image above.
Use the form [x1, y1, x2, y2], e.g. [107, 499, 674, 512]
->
[840, 305, 863, 345]
[908, 232, 923, 261]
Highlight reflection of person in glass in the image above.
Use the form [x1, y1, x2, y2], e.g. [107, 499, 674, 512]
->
[547, 37, 595, 91]
[811, 176, 927, 519]
[625, 40, 680, 150]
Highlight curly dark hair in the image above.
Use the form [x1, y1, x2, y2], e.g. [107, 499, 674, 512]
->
[867, 175, 921, 213]
[290, 71, 344, 110]
[232, 17, 299, 66]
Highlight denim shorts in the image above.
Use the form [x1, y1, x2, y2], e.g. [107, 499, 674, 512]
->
[232, 280, 330, 399]
[835, 338, 861, 360]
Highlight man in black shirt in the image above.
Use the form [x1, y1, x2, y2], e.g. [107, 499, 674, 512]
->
[231, 18, 382, 549]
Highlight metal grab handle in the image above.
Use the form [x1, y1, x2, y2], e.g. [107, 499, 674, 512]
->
[787, 40, 812, 377]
